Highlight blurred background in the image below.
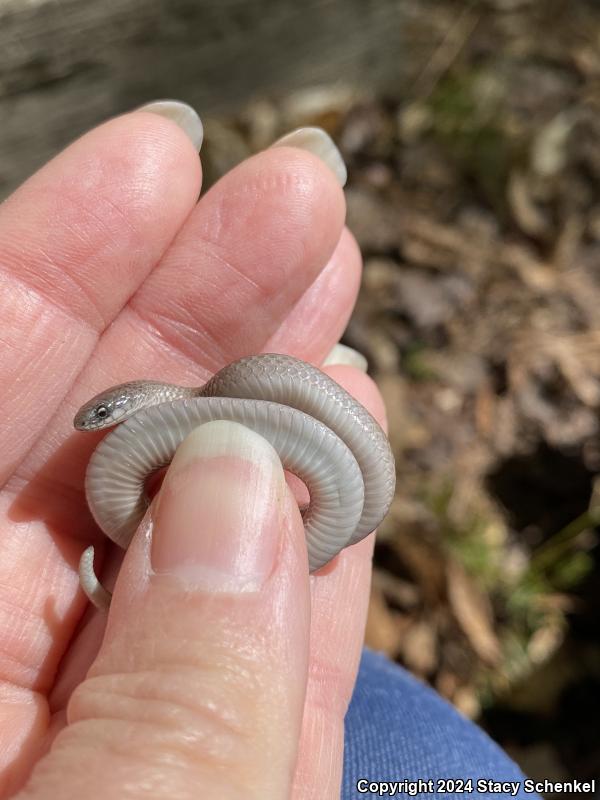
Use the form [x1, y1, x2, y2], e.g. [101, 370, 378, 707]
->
[1, 0, 599, 793]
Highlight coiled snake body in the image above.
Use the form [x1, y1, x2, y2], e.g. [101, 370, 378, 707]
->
[74, 353, 396, 609]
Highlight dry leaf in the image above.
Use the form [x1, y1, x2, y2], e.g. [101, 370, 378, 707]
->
[446, 559, 501, 665]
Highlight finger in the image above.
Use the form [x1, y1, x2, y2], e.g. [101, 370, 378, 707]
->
[0, 105, 202, 484]
[20, 422, 311, 799]
[293, 366, 388, 800]
[126, 144, 346, 371]
[265, 227, 362, 364]
[0, 104, 202, 794]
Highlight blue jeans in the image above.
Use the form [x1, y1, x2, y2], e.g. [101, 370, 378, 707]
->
[343, 649, 539, 799]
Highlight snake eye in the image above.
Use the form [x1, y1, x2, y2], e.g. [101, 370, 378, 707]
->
[96, 405, 109, 419]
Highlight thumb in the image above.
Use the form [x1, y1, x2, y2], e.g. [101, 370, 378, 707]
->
[24, 421, 311, 799]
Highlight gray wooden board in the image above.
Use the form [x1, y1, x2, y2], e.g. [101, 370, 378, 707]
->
[0, 0, 442, 198]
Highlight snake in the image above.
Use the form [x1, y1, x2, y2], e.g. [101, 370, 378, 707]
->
[74, 353, 396, 610]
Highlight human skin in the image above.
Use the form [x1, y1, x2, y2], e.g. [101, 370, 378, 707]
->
[0, 107, 387, 799]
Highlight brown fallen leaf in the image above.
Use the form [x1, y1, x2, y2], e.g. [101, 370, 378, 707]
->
[365, 579, 408, 658]
[401, 618, 438, 677]
[446, 558, 501, 666]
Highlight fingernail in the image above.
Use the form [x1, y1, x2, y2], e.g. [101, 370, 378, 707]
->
[138, 100, 204, 151]
[323, 343, 368, 372]
[152, 420, 285, 592]
[271, 127, 347, 187]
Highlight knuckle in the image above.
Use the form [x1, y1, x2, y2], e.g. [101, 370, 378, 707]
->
[68, 652, 274, 767]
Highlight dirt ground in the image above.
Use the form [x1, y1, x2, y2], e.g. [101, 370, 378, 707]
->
[199, 1, 600, 792]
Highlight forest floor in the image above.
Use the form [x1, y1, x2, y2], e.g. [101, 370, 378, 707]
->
[200, 1, 600, 791]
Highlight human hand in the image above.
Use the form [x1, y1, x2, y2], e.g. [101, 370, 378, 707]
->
[0, 102, 387, 799]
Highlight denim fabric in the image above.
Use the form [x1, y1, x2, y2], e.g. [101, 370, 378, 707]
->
[343, 649, 539, 799]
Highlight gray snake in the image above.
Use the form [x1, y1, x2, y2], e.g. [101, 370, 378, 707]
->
[74, 353, 396, 609]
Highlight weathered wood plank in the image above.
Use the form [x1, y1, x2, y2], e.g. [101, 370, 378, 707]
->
[0, 0, 442, 197]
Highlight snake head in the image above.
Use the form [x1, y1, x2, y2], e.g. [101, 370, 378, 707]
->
[73, 381, 157, 431]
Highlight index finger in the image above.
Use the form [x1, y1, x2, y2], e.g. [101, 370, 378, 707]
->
[0, 106, 202, 485]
